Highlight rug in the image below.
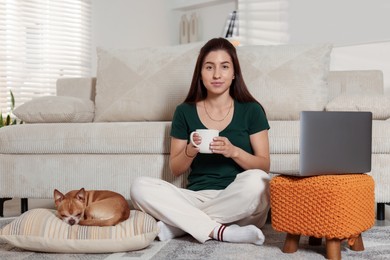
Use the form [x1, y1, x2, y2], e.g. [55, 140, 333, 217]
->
[0, 217, 389, 259]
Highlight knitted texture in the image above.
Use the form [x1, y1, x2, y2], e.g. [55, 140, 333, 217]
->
[270, 174, 375, 240]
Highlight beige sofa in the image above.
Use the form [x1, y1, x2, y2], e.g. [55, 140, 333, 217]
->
[1, 43, 389, 220]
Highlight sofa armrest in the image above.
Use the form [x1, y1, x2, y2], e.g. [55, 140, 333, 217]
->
[325, 94, 390, 120]
[56, 77, 96, 101]
[327, 70, 384, 101]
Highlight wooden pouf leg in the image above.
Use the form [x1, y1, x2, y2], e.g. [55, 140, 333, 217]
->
[350, 234, 364, 251]
[309, 236, 322, 246]
[283, 233, 300, 253]
[326, 238, 341, 260]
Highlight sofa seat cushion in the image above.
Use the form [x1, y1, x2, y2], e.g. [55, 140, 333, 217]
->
[268, 120, 390, 155]
[1, 121, 302, 155]
[268, 121, 300, 154]
[372, 120, 390, 153]
[0, 122, 171, 154]
[1, 120, 389, 155]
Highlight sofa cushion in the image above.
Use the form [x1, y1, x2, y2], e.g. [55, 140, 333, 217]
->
[237, 44, 332, 120]
[94, 43, 331, 122]
[325, 94, 390, 120]
[94, 42, 203, 122]
[1, 120, 388, 155]
[57, 77, 96, 101]
[268, 120, 390, 175]
[267, 120, 390, 155]
[0, 122, 171, 154]
[13, 96, 94, 123]
[268, 121, 300, 154]
[0, 208, 157, 253]
[327, 70, 384, 101]
[0, 154, 185, 199]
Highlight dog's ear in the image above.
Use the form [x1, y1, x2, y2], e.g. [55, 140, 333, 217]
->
[76, 188, 86, 203]
[53, 189, 64, 207]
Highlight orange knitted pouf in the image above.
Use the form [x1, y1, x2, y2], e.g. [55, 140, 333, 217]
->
[270, 174, 375, 260]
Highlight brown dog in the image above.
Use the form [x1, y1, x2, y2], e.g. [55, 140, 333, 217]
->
[54, 188, 130, 226]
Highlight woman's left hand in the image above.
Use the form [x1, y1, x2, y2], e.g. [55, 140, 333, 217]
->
[210, 136, 238, 158]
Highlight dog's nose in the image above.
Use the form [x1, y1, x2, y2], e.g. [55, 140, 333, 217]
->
[68, 219, 76, 225]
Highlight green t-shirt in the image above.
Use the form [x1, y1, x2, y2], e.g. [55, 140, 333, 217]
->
[170, 100, 270, 191]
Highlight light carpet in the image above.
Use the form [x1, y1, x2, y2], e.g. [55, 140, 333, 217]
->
[0, 217, 389, 259]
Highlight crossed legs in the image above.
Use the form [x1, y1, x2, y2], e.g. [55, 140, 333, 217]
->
[130, 169, 270, 244]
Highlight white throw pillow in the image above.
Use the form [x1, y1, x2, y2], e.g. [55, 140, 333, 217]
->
[13, 96, 94, 123]
[94, 42, 203, 122]
[326, 94, 390, 120]
[0, 208, 158, 253]
[237, 44, 333, 120]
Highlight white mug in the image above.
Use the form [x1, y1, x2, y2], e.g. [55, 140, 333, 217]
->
[190, 129, 219, 154]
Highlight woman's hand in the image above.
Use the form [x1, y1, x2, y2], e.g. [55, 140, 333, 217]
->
[190, 132, 202, 147]
[169, 136, 200, 176]
[186, 132, 201, 157]
[210, 136, 238, 158]
[210, 131, 270, 172]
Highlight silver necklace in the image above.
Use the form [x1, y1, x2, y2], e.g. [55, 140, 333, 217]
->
[204, 100, 233, 122]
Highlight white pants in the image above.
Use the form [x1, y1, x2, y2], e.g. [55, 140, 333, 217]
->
[130, 169, 270, 243]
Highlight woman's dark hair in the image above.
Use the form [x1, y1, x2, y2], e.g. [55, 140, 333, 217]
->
[184, 38, 262, 108]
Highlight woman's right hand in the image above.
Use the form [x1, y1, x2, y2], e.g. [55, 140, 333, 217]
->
[187, 132, 201, 157]
[169, 137, 199, 176]
[190, 132, 202, 147]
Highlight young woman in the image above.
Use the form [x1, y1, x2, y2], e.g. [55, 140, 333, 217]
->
[130, 38, 270, 245]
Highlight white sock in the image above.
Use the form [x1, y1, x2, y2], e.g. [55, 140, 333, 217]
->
[157, 221, 186, 241]
[212, 224, 265, 245]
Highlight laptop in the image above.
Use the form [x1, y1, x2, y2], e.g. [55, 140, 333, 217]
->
[275, 111, 372, 177]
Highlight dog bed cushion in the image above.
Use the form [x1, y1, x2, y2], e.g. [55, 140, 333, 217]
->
[0, 208, 158, 253]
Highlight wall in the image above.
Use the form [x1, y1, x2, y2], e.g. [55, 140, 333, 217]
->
[287, 0, 390, 45]
[91, 0, 174, 74]
[171, 0, 236, 44]
[91, 1, 390, 92]
[91, 0, 236, 75]
[287, 0, 390, 93]
[330, 41, 390, 94]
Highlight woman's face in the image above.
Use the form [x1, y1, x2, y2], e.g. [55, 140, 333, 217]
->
[201, 50, 235, 97]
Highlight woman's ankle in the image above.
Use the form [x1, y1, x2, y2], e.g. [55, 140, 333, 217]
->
[212, 224, 265, 245]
